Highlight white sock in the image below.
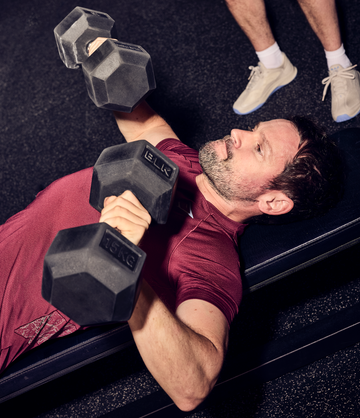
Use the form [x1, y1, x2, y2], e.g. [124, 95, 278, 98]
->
[256, 42, 283, 69]
[325, 44, 352, 70]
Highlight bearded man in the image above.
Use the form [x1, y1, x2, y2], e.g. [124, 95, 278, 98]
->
[0, 41, 343, 412]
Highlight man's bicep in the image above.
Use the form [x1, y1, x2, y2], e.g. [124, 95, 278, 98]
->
[113, 102, 180, 147]
[176, 299, 229, 353]
[137, 123, 180, 147]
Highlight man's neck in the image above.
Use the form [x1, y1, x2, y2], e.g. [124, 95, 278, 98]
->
[195, 174, 258, 223]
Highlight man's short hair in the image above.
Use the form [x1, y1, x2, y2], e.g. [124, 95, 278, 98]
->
[249, 116, 345, 225]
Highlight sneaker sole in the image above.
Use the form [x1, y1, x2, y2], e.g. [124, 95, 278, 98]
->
[233, 71, 297, 116]
[335, 109, 360, 123]
[233, 84, 284, 115]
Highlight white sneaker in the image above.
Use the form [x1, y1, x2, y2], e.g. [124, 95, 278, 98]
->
[322, 64, 360, 123]
[233, 53, 297, 115]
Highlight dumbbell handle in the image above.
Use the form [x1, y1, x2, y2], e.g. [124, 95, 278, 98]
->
[86, 37, 108, 56]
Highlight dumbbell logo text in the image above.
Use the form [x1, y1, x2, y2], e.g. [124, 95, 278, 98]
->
[83, 9, 109, 19]
[142, 148, 173, 179]
[100, 230, 139, 271]
[113, 40, 143, 53]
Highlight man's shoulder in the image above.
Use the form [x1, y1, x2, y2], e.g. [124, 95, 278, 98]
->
[40, 167, 93, 197]
[157, 138, 197, 155]
[31, 167, 98, 227]
[156, 138, 200, 168]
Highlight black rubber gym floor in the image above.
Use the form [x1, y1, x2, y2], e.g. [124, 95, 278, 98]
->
[0, 0, 360, 416]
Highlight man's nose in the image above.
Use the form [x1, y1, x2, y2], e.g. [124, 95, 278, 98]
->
[231, 129, 249, 149]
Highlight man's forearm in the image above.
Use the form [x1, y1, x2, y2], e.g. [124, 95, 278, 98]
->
[113, 102, 179, 146]
[128, 280, 226, 412]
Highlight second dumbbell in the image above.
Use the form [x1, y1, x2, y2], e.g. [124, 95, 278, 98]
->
[54, 6, 156, 112]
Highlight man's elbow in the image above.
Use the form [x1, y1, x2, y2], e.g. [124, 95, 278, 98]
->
[172, 379, 216, 412]
[174, 394, 207, 412]
[174, 349, 226, 411]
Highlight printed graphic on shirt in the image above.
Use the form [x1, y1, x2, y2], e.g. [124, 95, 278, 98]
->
[177, 199, 194, 219]
[15, 311, 77, 346]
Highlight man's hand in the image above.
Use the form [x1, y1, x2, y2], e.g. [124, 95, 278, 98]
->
[87, 37, 109, 56]
[99, 190, 151, 246]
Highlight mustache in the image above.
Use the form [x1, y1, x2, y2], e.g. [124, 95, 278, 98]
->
[199, 135, 234, 162]
[222, 135, 233, 161]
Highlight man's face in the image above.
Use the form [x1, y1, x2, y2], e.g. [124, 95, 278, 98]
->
[198, 119, 301, 202]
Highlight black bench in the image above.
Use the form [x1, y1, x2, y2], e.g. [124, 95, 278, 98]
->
[1, 128, 359, 410]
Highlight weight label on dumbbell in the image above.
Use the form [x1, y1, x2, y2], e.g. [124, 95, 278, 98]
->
[100, 230, 139, 271]
[142, 148, 174, 179]
[113, 40, 143, 53]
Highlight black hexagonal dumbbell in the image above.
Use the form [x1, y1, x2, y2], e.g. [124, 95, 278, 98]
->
[42, 141, 179, 326]
[54, 6, 156, 112]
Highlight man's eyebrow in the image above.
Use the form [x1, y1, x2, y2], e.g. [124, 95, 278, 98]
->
[254, 122, 272, 159]
[261, 132, 272, 159]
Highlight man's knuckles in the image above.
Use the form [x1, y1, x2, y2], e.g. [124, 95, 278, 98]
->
[103, 194, 151, 223]
[103, 195, 117, 207]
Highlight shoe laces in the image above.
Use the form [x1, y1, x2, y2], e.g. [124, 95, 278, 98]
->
[321, 64, 357, 101]
[246, 65, 262, 88]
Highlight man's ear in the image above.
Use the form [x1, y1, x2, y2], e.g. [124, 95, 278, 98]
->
[257, 190, 294, 216]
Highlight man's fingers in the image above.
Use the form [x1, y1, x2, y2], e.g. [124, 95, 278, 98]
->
[103, 195, 117, 207]
[88, 37, 117, 56]
[88, 37, 108, 56]
[100, 205, 150, 230]
[100, 216, 148, 246]
[99, 199, 150, 246]
[100, 191, 152, 246]
[102, 191, 152, 225]
[100, 214, 148, 234]
[119, 190, 149, 212]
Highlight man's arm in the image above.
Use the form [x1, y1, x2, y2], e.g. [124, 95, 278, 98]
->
[128, 280, 229, 412]
[94, 37, 226, 408]
[113, 102, 180, 146]
[100, 194, 229, 411]
[109, 110, 227, 410]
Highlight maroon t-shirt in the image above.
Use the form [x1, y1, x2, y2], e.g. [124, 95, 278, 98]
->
[0, 139, 245, 373]
[145, 139, 245, 322]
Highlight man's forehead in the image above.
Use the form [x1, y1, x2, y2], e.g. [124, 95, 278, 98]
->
[256, 118, 294, 128]
[257, 119, 300, 144]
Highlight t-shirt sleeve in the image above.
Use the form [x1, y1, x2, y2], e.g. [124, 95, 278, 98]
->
[156, 138, 200, 170]
[176, 271, 242, 327]
[168, 223, 243, 326]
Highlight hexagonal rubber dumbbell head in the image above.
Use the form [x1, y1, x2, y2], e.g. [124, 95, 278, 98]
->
[90, 141, 179, 224]
[42, 223, 146, 326]
[82, 39, 156, 112]
[54, 6, 117, 69]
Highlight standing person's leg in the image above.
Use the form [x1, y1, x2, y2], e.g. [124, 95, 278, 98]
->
[297, 0, 342, 56]
[225, 0, 275, 52]
[225, 0, 297, 115]
[297, 0, 360, 122]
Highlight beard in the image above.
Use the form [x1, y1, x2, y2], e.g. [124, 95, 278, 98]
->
[198, 136, 266, 202]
